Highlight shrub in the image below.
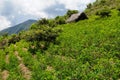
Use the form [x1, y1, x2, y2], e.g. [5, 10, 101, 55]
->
[30, 23, 38, 29]
[55, 16, 66, 25]
[8, 34, 20, 45]
[66, 10, 79, 17]
[117, 6, 120, 11]
[118, 8, 120, 11]
[1, 33, 8, 38]
[118, 12, 120, 16]
[24, 24, 62, 53]
[96, 9, 111, 17]
[37, 18, 49, 25]
[48, 19, 57, 27]
[87, 3, 92, 9]
[0, 39, 8, 49]
[100, 0, 106, 4]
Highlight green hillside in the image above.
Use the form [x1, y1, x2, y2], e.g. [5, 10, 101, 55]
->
[0, 0, 120, 80]
[86, 0, 120, 16]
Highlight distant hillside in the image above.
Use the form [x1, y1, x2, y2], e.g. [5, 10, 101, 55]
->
[0, 19, 37, 35]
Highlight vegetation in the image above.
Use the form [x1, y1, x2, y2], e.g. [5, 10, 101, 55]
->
[0, 0, 120, 79]
[85, 0, 120, 16]
[66, 9, 79, 17]
[95, 8, 111, 17]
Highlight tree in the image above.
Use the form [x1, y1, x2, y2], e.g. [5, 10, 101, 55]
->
[87, 3, 92, 9]
[66, 10, 79, 17]
[55, 16, 66, 25]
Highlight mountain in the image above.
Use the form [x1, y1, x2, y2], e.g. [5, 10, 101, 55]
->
[0, 19, 37, 35]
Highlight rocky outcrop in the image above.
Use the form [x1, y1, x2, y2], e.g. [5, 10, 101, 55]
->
[66, 12, 88, 23]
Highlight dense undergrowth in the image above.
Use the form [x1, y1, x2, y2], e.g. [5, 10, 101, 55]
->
[1, 0, 120, 79]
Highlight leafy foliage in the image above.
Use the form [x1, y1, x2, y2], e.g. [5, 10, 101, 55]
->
[95, 8, 111, 17]
[55, 16, 66, 25]
[66, 10, 79, 17]
[85, 0, 120, 16]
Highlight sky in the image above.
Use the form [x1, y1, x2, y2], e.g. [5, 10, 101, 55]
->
[0, 0, 96, 31]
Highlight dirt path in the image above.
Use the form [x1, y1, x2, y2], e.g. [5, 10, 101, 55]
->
[14, 51, 22, 61]
[1, 70, 9, 80]
[14, 51, 31, 80]
[5, 54, 9, 64]
[1, 54, 10, 80]
[19, 63, 31, 80]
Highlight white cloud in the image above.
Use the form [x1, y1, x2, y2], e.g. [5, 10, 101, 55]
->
[11, 0, 56, 18]
[0, 16, 11, 31]
[0, 0, 96, 31]
[58, 0, 96, 10]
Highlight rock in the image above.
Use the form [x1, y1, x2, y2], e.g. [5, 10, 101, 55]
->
[66, 12, 88, 23]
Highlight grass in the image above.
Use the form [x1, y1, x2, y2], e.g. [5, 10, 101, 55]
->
[46, 16, 120, 79]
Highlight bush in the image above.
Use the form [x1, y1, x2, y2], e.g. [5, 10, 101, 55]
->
[37, 18, 49, 25]
[23, 24, 62, 53]
[48, 19, 57, 27]
[100, 0, 106, 4]
[8, 34, 20, 45]
[118, 12, 120, 16]
[117, 6, 120, 11]
[96, 9, 111, 17]
[87, 3, 92, 9]
[1, 33, 8, 38]
[66, 10, 79, 17]
[118, 8, 120, 11]
[30, 23, 38, 29]
[0, 39, 8, 49]
[55, 16, 66, 25]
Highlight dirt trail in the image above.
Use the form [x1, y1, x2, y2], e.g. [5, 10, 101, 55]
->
[19, 63, 31, 80]
[14, 51, 22, 61]
[1, 70, 9, 80]
[5, 54, 9, 64]
[14, 51, 31, 80]
[22, 48, 28, 52]
[1, 54, 10, 80]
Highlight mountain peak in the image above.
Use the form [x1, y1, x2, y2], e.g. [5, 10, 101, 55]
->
[0, 19, 37, 35]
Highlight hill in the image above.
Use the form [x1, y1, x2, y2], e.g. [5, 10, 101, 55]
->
[0, 0, 120, 79]
[86, 0, 120, 16]
[0, 20, 37, 35]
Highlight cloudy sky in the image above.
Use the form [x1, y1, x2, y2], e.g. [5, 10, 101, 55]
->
[0, 0, 96, 31]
